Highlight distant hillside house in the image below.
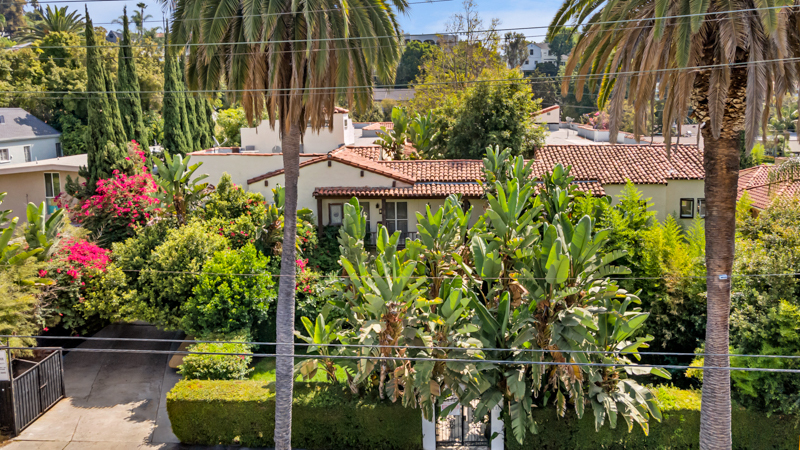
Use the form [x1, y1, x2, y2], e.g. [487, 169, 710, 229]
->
[534, 105, 561, 131]
[106, 30, 123, 43]
[520, 42, 570, 72]
[0, 108, 63, 165]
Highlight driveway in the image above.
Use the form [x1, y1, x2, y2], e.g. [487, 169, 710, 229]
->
[3, 323, 183, 450]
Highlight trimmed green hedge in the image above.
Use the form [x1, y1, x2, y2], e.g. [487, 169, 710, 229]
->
[506, 387, 798, 450]
[167, 380, 422, 449]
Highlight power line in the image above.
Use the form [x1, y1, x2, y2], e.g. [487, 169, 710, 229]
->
[4, 53, 799, 96]
[2, 345, 797, 373]
[6, 335, 800, 361]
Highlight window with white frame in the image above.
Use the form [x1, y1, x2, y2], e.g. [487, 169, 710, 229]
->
[44, 173, 61, 215]
[384, 202, 408, 235]
[24, 146, 31, 162]
[0, 149, 8, 162]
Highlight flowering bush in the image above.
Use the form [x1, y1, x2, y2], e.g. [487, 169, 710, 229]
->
[61, 144, 159, 247]
[41, 238, 112, 333]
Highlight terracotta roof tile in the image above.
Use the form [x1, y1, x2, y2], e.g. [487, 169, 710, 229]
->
[363, 122, 393, 131]
[314, 180, 605, 198]
[344, 145, 382, 160]
[382, 160, 485, 182]
[737, 164, 800, 209]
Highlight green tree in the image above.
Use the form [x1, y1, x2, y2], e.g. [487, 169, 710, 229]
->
[528, 69, 560, 107]
[78, 9, 128, 192]
[116, 7, 150, 150]
[434, 67, 546, 159]
[395, 40, 435, 88]
[503, 31, 529, 68]
[18, 5, 83, 43]
[173, 0, 405, 444]
[0, 0, 27, 35]
[215, 108, 247, 146]
[549, 0, 800, 443]
[548, 29, 574, 66]
[161, 28, 191, 155]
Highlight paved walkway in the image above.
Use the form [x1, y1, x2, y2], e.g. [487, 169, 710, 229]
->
[4, 323, 184, 450]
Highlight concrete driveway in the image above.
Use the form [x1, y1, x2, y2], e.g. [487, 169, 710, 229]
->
[3, 323, 183, 450]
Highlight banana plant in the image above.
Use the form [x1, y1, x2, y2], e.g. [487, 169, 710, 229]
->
[1, 217, 43, 267]
[24, 202, 64, 261]
[375, 107, 412, 160]
[151, 153, 209, 225]
[407, 111, 440, 158]
[294, 307, 344, 383]
[0, 193, 10, 228]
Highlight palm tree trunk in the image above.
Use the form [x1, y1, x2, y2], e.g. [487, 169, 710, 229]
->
[698, 124, 739, 450]
[274, 123, 302, 450]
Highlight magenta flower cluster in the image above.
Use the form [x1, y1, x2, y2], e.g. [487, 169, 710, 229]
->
[61, 239, 110, 272]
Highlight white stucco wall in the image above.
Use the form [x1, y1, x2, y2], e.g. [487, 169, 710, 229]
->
[0, 136, 60, 165]
[603, 179, 705, 224]
[190, 153, 289, 187]
[248, 160, 412, 214]
[240, 113, 354, 153]
[534, 107, 560, 125]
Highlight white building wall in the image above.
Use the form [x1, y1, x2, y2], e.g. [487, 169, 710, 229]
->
[603, 180, 705, 224]
[190, 153, 292, 187]
[0, 136, 60, 165]
[240, 113, 354, 153]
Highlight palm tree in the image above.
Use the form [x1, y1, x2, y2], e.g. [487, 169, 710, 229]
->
[549, 2, 800, 448]
[133, 3, 153, 37]
[170, 0, 405, 447]
[17, 5, 83, 42]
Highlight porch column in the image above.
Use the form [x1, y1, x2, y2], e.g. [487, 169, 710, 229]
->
[490, 405, 504, 450]
[421, 410, 436, 450]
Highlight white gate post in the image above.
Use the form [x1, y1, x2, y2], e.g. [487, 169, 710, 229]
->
[422, 410, 436, 450]
[490, 405, 504, 450]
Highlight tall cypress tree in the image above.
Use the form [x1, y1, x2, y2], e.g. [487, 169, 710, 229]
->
[204, 98, 217, 148]
[161, 26, 191, 155]
[117, 7, 150, 151]
[81, 8, 128, 191]
[184, 92, 201, 152]
[178, 58, 196, 151]
[194, 94, 210, 149]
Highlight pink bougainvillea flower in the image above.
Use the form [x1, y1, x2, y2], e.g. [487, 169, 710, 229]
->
[38, 269, 47, 277]
[43, 327, 49, 332]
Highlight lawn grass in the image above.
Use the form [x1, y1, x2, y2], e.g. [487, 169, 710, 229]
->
[250, 357, 350, 382]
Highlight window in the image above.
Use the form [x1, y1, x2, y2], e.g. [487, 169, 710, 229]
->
[55, 143, 62, 157]
[384, 202, 408, 236]
[0, 115, 5, 124]
[328, 203, 344, 225]
[0, 149, 8, 162]
[697, 198, 706, 218]
[24, 146, 31, 162]
[524, 60, 529, 65]
[362, 202, 372, 244]
[679, 198, 694, 218]
[529, 49, 534, 55]
[44, 173, 61, 215]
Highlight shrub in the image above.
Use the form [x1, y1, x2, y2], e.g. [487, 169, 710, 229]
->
[505, 386, 798, 450]
[307, 225, 343, 273]
[178, 340, 253, 380]
[182, 244, 275, 337]
[115, 219, 226, 329]
[167, 381, 422, 449]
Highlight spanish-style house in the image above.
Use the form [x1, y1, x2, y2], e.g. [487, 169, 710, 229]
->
[192, 139, 706, 241]
[0, 108, 63, 165]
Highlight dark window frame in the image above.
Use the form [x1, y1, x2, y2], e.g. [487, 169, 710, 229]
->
[679, 198, 694, 219]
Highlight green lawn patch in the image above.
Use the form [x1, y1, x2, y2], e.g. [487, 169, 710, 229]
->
[249, 357, 350, 383]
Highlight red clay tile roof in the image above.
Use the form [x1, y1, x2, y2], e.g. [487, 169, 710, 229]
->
[246, 147, 415, 185]
[382, 160, 485, 182]
[534, 105, 560, 116]
[530, 144, 703, 184]
[314, 180, 605, 198]
[334, 106, 350, 113]
[345, 145, 382, 160]
[738, 164, 800, 209]
[363, 122, 393, 131]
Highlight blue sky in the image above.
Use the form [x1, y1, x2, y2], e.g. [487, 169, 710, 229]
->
[40, 0, 559, 41]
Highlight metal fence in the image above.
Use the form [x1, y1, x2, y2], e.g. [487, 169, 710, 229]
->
[0, 350, 64, 436]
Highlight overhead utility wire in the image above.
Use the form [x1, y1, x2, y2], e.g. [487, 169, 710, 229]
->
[7, 53, 800, 95]
[9, 3, 800, 51]
[6, 335, 800, 360]
[2, 346, 798, 373]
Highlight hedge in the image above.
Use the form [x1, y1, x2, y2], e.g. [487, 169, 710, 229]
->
[167, 380, 422, 449]
[506, 386, 799, 450]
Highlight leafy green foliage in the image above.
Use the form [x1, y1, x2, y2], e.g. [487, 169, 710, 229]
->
[375, 106, 412, 160]
[214, 107, 247, 146]
[178, 340, 253, 380]
[116, 8, 150, 150]
[161, 46, 191, 156]
[730, 197, 800, 415]
[23, 201, 65, 261]
[323, 147, 665, 443]
[166, 381, 423, 449]
[395, 40, 435, 87]
[151, 152, 209, 225]
[183, 244, 275, 337]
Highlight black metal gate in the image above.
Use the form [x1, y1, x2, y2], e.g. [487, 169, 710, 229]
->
[0, 350, 64, 436]
[436, 401, 490, 447]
